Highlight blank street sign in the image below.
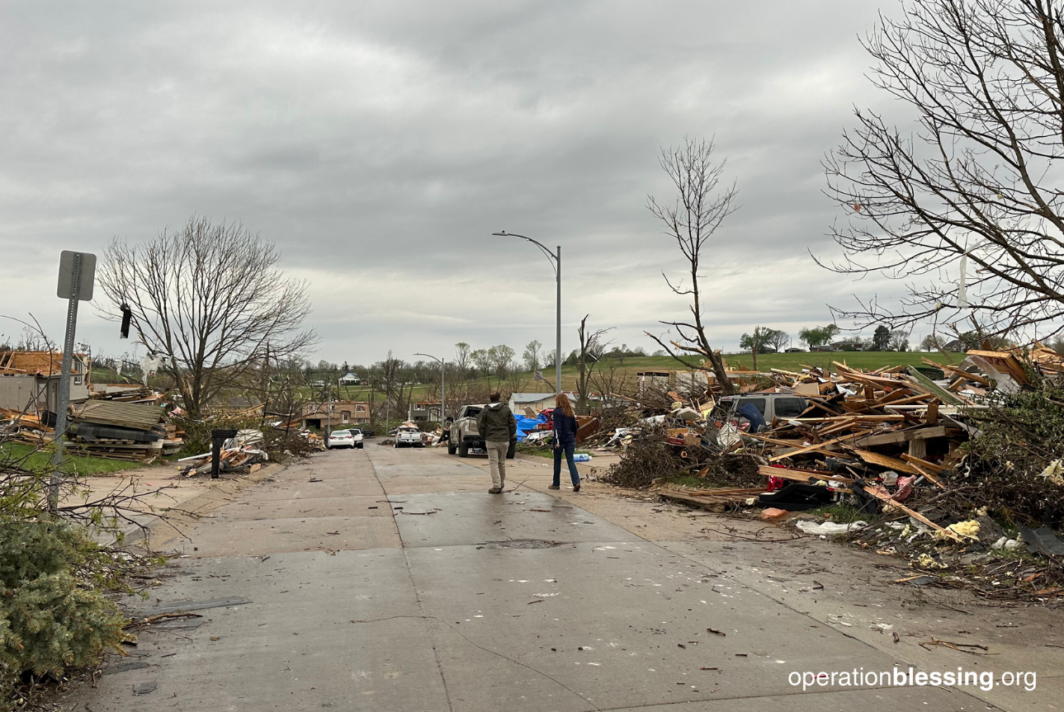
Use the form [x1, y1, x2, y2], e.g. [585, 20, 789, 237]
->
[57, 250, 96, 301]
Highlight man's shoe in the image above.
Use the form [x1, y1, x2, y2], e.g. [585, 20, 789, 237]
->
[488, 487, 503, 494]
[548, 485, 560, 490]
[573, 484, 581, 492]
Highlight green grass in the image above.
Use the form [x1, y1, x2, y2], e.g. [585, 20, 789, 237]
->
[497, 351, 964, 395]
[807, 503, 872, 524]
[1, 442, 146, 476]
[721, 351, 961, 373]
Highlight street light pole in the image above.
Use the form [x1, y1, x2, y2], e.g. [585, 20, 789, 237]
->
[415, 353, 445, 428]
[492, 231, 562, 396]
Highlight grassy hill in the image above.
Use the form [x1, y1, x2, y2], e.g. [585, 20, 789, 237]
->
[91, 350, 963, 411]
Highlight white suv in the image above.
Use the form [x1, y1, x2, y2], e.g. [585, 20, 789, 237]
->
[349, 428, 365, 449]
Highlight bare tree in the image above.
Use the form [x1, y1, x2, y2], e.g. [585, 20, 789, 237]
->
[738, 326, 776, 370]
[590, 357, 634, 403]
[98, 216, 314, 417]
[523, 339, 542, 372]
[767, 329, 790, 353]
[824, 0, 1064, 340]
[646, 138, 739, 395]
[888, 330, 911, 352]
[454, 342, 471, 375]
[490, 344, 516, 387]
[503, 368, 528, 398]
[470, 348, 492, 377]
[576, 315, 613, 415]
[377, 352, 416, 423]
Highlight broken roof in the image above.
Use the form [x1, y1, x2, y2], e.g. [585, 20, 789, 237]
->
[0, 350, 85, 376]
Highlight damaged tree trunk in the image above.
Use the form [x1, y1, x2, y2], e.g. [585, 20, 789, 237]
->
[576, 315, 612, 415]
[645, 137, 738, 395]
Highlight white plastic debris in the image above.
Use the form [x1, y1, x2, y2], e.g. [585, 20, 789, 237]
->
[796, 520, 868, 535]
[991, 537, 1023, 551]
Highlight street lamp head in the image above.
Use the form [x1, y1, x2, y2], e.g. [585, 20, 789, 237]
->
[492, 231, 508, 236]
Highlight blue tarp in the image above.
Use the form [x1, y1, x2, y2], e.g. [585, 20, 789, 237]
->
[514, 413, 550, 442]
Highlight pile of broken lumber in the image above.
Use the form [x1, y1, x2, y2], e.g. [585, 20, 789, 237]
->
[64, 400, 182, 463]
[751, 361, 973, 523]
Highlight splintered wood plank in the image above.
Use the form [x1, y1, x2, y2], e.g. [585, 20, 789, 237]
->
[758, 465, 853, 484]
[853, 449, 920, 475]
[769, 431, 870, 462]
[861, 486, 952, 535]
[851, 425, 952, 448]
[901, 453, 945, 474]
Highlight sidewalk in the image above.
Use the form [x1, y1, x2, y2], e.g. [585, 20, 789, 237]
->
[60, 459, 287, 547]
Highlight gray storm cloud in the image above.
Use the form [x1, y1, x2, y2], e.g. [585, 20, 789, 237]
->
[0, 0, 917, 364]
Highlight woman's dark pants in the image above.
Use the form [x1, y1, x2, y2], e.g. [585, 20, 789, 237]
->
[553, 442, 580, 487]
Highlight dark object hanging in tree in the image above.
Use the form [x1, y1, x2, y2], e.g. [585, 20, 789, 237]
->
[120, 304, 132, 339]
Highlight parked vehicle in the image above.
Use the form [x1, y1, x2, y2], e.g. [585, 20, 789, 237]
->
[326, 429, 356, 449]
[349, 428, 365, 449]
[713, 394, 808, 431]
[310, 380, 326, 388]
[394, 423, 423, 448]
[447, 405, 515, 459]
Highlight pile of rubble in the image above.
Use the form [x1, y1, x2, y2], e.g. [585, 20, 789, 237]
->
[587, 346, 1064, 600]
[64, 400, 182, 463]
[177, 429, 269, 476]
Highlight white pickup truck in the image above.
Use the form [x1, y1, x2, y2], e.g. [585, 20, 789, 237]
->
[446, 404, 516, 459]
[394, 424, 423, 448]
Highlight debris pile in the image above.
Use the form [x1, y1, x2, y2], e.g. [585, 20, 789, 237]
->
[590, 346, 1064, 599]
[0, 408, 53, 446]
[178, 429, 268, 476]
[64, 401, 182, 464]
[599, 423, 761, 490]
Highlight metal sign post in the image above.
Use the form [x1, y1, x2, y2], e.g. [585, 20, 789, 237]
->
[49, 251, 96, 510]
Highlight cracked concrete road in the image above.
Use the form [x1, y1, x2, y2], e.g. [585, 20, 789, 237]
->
[62, 444, 1058, 711]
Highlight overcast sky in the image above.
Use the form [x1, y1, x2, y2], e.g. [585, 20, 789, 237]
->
[0, 0, 923, 367]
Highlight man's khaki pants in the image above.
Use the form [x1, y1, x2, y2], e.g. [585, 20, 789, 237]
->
[486, 440, 509, 488]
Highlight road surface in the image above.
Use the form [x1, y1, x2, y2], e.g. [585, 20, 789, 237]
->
[63, 444, 1051, 711]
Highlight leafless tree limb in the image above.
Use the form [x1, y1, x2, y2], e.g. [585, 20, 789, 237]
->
[823, 0, 1064, 339]
[646, 137, 739, 394]
[97, 216, 316, 417]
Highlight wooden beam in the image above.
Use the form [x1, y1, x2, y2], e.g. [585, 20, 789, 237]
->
[851, 425, 952, 448]
[852, 449, 921, 475]
[758, 465, 853, 485]
[924, 400, 940, 425]
[861, 486, 956, 538]
[901, 453, 944, 474]
[768, 432, 869, 462]
[901, 458, 946, 490]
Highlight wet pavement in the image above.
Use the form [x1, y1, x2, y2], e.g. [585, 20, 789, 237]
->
[63, 444, 1022, 710]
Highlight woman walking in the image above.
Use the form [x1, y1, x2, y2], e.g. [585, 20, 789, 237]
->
[548, 393, 581, 492]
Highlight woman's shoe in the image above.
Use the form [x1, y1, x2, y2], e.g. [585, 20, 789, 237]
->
[573, 484, 581, 492]
[548, 485, 560, 490]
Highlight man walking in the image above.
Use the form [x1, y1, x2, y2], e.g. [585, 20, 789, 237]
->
[476, 392, 516, 494]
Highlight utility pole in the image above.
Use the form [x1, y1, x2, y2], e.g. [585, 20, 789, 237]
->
[492, 232, 562, 396]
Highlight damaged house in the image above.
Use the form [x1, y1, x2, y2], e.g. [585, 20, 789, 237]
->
[0, 350, 91, 415]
